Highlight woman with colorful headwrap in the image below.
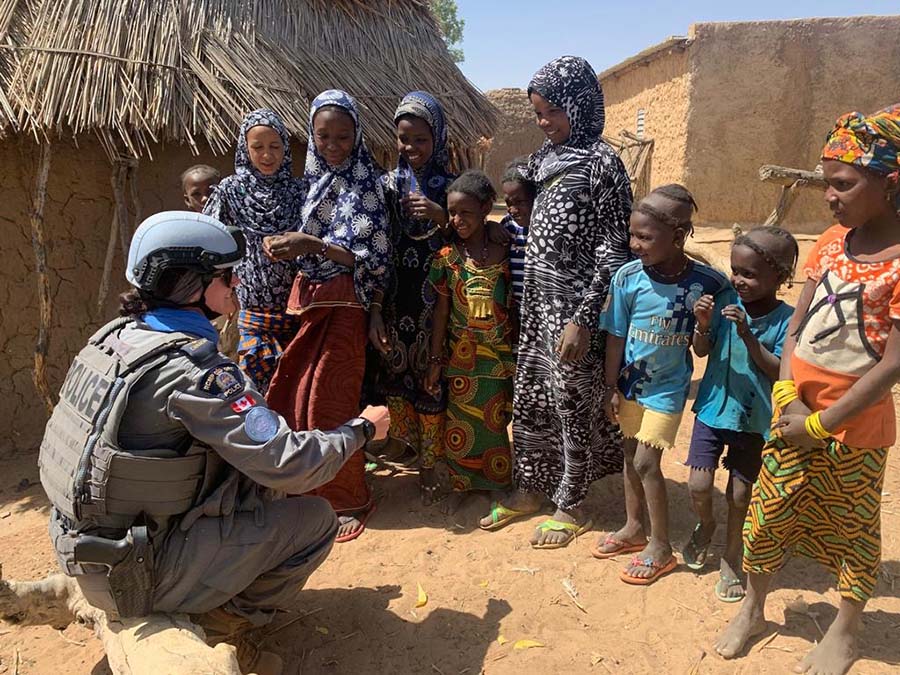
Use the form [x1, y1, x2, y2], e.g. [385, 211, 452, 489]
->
[203, 109, 306, 394]
[265, 90, 391, 542]
[480, 56, 631, 548]
[716, 104, 900, 675]
[368, 91, 456, 504]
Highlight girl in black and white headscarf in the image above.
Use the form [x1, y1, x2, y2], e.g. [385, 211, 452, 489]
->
[480, 56, 632, 550]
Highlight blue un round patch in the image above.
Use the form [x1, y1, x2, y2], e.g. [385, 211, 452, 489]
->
[244, 406, 279, 443]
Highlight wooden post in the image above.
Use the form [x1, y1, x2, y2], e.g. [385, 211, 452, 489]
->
[30, 142, 54, 415]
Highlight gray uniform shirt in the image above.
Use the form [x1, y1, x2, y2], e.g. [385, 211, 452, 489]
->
[116, 323, 367, 514]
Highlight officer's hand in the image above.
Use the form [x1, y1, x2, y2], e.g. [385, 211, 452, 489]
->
[360, 405, 390, 441]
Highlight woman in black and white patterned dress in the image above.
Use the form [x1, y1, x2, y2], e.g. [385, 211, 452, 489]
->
[480, 56, 632, 548]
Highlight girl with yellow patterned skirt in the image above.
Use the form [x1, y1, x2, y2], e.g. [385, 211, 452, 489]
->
[424, 171, 515, 514]
[716, 104, 900, 675]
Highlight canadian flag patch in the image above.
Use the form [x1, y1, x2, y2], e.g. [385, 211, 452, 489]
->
[230, 394, 256, 414]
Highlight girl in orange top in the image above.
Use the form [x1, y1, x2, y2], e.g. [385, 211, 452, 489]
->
[715, 104, 900, 675]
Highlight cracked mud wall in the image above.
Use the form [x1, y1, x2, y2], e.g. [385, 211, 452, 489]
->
[0, 138, 233, 456]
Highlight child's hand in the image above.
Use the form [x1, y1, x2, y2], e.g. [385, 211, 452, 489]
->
[368, 308, 391, 355]
[603, 388, 620, 424]
[557, 322, 591, 362]
[721, 304, 750, 338]
[263, 233, 321, 260]
[487, 220, 512, 245]
[424, 362, 443, 396]
[771, 413, 822, 448]
[401, 194, 445, 223]
[693, 294, 715, 331]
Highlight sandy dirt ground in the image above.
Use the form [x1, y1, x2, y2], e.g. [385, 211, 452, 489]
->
[1, 229, 899, 674]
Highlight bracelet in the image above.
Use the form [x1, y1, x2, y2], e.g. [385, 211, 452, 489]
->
[772, 379, 799, 409]
[804, 410, 833, 440]
[319, 239, 330, 256]
[693, 325, 711, 337]
[428, 354, 444, 365]
[370, 301, 383, 312]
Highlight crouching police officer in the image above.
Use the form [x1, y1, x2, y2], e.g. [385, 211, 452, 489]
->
[38, 211, 388, 673]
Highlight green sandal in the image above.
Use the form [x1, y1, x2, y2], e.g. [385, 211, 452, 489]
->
[531, 518, 593, 549]
[480, 501, 538, 532]
[682, 523, 712, 571]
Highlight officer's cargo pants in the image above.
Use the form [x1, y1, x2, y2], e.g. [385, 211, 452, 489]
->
[152, 495, 337, 623]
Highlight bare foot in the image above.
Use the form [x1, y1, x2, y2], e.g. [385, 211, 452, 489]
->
[530, 507, 588, 548]
[622, 540, 674, 580]
[794, 621, 857, 675]
[440, 491, 468, 516]
[715, 599, 767, 658]
[594, 523, 646, 555]
[420, 467, 447, 506]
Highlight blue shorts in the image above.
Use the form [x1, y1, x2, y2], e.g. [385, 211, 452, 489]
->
[686, 418, 764, 484]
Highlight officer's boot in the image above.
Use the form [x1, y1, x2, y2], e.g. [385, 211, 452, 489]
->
[194, 607, 283, 675]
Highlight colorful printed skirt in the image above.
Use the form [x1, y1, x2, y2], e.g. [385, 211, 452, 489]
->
[443, 332, 515, 492]
[743, 435, 889, 601]
[237, 309, 302, 394]
[386, 396, 444, 468]
[266, 273, 371, 513]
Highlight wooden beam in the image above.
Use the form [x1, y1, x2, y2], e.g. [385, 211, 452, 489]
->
[758, 165, 827, 190]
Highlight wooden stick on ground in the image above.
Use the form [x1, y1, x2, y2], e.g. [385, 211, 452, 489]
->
[0, 571, 242, 675]
[30, 141, 54, 415]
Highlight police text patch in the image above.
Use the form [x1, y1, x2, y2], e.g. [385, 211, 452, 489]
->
[198, 363, 245, 400]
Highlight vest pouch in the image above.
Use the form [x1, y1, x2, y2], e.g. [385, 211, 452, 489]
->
[88, 448, 206, 521]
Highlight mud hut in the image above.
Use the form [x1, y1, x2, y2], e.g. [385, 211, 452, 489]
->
[0, 0, 497, 456]
[482, 88, 545, 188]
[599, 16, 900, 231]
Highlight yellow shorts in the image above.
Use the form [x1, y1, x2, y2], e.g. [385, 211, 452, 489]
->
[617, 397, 683, 450]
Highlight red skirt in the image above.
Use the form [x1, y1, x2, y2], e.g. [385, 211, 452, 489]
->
[266, 273, 370, 512]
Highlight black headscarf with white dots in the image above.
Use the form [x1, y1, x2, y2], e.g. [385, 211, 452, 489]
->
[523, 56, 607, 183]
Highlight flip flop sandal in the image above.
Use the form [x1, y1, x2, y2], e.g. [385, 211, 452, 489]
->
[335, 502, 378, 543]
[530, 518, 593, 550]
[479, 501, 539, 532]
[591, 533, 648, 560]
[620, 555, 678, 585]
[715, 574, 746, 603]
[682, 523, 712, 571]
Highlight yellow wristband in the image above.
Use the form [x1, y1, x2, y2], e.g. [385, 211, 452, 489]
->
[772, 380, 798, 409]
[804, 411, 832, 440]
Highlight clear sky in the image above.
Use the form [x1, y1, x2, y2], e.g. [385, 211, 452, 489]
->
[455, 0, 898, 91]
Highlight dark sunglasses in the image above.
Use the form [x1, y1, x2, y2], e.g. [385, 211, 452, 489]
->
[205, 268, 234, 285]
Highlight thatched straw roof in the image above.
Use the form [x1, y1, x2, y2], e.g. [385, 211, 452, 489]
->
[0, 0, 497, 161]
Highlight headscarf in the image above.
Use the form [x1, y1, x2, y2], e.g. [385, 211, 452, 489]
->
[206, 109, 305, 235]
[393, 91, 455, 205]
[822, 103, 900, 178]
[298, 90, 390, 308]
[522, 55, 607, 184]
[203, 109, 305, 311]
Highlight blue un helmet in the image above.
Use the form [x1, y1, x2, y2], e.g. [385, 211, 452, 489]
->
[126, 211, 245, 294]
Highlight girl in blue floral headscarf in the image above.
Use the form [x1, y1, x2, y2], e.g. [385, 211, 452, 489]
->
[266, 90, 390, 543]
[204, 108, 306, 394]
